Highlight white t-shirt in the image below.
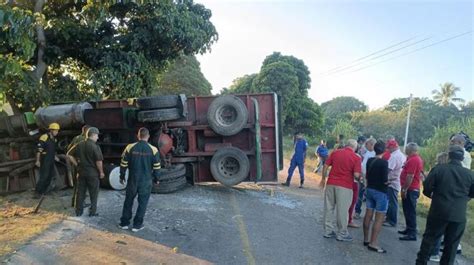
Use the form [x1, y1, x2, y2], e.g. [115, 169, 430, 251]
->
[462, 149, 472, 169]
[361, 150, 376, 177]
[387, 149, 406, 192]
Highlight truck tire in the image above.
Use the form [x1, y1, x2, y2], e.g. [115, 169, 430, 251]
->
[207, 95, 248, 136]
[152, 176, 188, 194]
[137, 108, 181, 122]
[137, 95, 179, 110]
[157, 164, 186, 182]
[210, 147, 250, 187]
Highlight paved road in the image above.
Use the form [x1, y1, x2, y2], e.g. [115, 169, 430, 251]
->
[3, 179, 471, 265]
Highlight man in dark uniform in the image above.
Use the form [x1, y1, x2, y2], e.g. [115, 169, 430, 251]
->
[67, 125, 90, 207]
[118, 127, 160, 232]
[416, 145, 474, 265]
[35, 122, 60, 196]
[69, 127, 105, 217]
[282, 132, 308, 188]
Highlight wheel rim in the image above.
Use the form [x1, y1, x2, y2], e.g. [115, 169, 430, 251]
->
[218, 156, 240, 178]
[215, 105, 237, 126]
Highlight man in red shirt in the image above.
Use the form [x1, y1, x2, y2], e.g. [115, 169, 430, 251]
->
[320, 139, 362, 242]
[399, 142, 424, 241]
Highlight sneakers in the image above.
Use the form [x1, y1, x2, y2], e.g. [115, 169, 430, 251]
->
[336, 234, 353, 242]
[281, 182, 290, 187]
[353, 213, 361, 220]
[118, 224, 129, 230]
[323, 231, 336, 238]
[429, 255, 441, 262]
[132, 226, 144, 232]
[382, 222, 396, 227]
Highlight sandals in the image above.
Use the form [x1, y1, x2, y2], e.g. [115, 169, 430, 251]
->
[368, 245, 387, 253]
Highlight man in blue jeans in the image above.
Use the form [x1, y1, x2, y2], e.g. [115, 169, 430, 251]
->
[384, 140, 406, 227]
[399, 143, 424, 241]
[282, 132, 308, 188]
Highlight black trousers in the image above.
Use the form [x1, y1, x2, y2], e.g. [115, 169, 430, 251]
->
[75, 175, 99, 215]
[120, 178, 152, 228]
[416, 217, 466, 265]
[36, 157, 56, 194]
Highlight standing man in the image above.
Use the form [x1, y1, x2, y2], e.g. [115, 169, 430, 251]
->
[67, 125, 90, 207]
[314, 140, 329, 173]
[118, 128, 160, 232]
[320, 139, 362, 242]
[399, 142, 424, 241]
[354, 138, 377, 220]
[69, 127, 105, 217]
[416, 145, 474, 265]
[282, 132, 308, 188]
[450, 134, 472, 169]
[383, 139, 406, 227]
[35, 123, 60, 197]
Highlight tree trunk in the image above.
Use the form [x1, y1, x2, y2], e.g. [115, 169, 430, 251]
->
[33, 0, 47, 81]
[5, 94, 21, 115]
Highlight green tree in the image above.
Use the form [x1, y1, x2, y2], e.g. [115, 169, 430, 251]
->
[432, 82, 465, 107]
[222, 74, 258, 95]
[261, 52, 311, 96]
[329, 119, 357, 148]
[284, 97, 324, 137]
[154, 55, 212, 96]
[0, 1, 218, 111]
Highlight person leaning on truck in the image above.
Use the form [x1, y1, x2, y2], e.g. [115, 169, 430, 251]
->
[35, 122, 61, 197]
[67, 124, 90, 207]
[118, 127, 160, 232]
[69, 127, 105, 217]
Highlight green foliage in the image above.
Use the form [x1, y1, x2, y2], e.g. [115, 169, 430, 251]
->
[1, 1, 218, 111]
[419, 118, 473, 170]
[261, 52, 311, 96]
[154, 55, 212, 96]
[285, 97, 324, 136]
[222, 74, 258, 95]
[330, 119, 357, 146]
[321, 96, 368, 118]
[351, 110, 405, 141]
[431, 82, 464, 107]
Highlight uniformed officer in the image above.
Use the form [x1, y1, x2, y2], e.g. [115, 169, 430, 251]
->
[416, 145, 474, 265]
[282, 132, 308, 188]
[118, 127, 160, 232]
[67, 125, 90, 207]
[69, 127, 105, 217]
[35, 122, 60, 196]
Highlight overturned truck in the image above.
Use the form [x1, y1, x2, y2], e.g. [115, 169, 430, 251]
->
[0, 93, 283, 194]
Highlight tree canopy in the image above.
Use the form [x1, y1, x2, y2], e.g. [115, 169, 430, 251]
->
[0, 0, 218, 112]
[432, 82, 464, 107]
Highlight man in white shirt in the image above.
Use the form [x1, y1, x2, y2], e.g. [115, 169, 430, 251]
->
[354, 138, 377, 219]
[450, 134, 472, 170]
[384, 140, 406, 227]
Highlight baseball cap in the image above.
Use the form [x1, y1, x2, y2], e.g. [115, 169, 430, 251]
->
[87, 127, 100, 137]
[386, 139, 399, 149]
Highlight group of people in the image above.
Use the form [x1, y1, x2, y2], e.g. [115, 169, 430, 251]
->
[283, 132, 473, 264]
[34, 123, 161, 232]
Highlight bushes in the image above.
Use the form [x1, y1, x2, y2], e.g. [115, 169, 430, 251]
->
[419, 118, 473, 170]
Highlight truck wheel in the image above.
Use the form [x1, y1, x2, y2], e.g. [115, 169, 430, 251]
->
[210, 147, 250, 187]
[137, 108, 181, 122]
[137, 95, 179, 110]
[152, 176, 188, 194]
[157, 164, 186, 182]
[207, 95, 248, 136]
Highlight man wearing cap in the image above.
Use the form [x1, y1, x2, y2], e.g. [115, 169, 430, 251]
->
[69, 127, 105, 217]
[282, 132, 308, 188]
[35, 122, 61, 196]
[118, 128, 160, 232]
[67, 124, 90, 207]
[384, 139, 406, 227]
[416, 145, 474, 264]
[450, 134, 472, 169]
[399, 142, 424, 241]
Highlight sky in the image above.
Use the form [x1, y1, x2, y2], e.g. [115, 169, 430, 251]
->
[195, 0, 473, 110]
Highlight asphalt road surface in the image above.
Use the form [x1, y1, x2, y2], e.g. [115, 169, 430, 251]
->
[3, 178, 472, 265]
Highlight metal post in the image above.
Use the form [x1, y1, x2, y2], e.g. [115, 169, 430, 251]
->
[404, 94, 413, 152]
[251, 98, 262, 182]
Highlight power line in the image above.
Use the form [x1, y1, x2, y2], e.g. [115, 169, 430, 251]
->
[345, 30, 472, 74]
[325, 36, 432, 75]
[320, 36, 421, 75]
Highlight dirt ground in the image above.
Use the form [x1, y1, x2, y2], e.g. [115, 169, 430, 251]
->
[1, 165, 473, 265]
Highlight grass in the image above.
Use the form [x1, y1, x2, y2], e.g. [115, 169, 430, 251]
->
[0, 191, 71, 257]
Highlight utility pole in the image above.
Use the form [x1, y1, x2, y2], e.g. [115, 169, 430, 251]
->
[404, 94, 413, 152]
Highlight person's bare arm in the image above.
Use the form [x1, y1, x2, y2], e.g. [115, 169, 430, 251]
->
[68, 155, 78, 167]
[35, 152, 41, 167]
[96, 161, 105, 179]
[401, 173, 414, 199]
